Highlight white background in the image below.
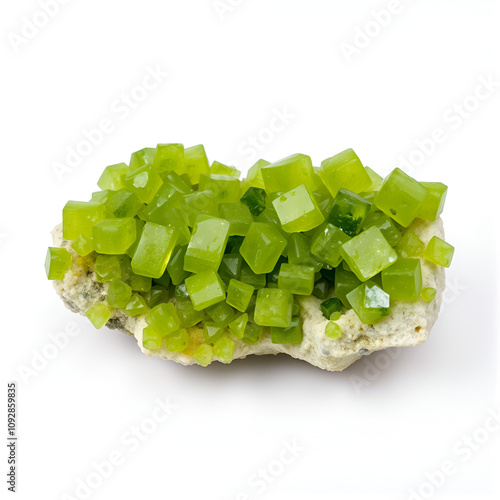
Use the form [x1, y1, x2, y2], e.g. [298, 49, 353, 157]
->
[1, 1, 499, 499]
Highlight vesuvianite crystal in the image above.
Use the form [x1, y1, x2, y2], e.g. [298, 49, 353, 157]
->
[49, 143, 454, 366]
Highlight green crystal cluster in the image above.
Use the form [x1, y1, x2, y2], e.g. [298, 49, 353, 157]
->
[46, 145, 454, 366]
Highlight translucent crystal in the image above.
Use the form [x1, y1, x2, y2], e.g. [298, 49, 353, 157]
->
[272, 184, 325, 233]
[334, 268, 361, 307]
[86, 303, 112, 329]
[45, 247, 72, 280]
[240, 187, 267, 216]
[206, 301, 235, 327]
[278, 263, 315, 295]
[261, 154, 316, 193]
[129, 147, 156, 170]
[131, 222, 178, 278]
[226, 279, 254, 312]
[374, 168, 428, 227]
[347, 281, 390, 324]
[166, 329, 189, 352]
[142, 326, 163, 350]
[124, 293, 149, 317]
[310, 223, 351, 268]
[92, 218, 137, 255]
[97, 163, 128, 191]
[271, 317, 303, 345]
[382, 258, 422, 301]
[340, 226, 397, 281]
[184, 144, 210, 185]
[421, 287, 437, 303]
[424, 236, 454, 268]
[192, 343, 213, 367]
[418, 182, 448, 221]
[397, 230, 425, 258]
[213, 336, 235, 363]
[199, 174, 241, 204]
[95, 255, 122, 282]
[154, 143, 185, 178]
[185, 271, 226, 311]
[183, 215, 230, 273]
[320, 297, 342, 320]
[229, 313, 248, 339]
[122, 165, 163, 204]
[240, 222, 287, 274]
[325, 321, 342, 339]
[146, 303, 181, 336]
[107, 279, 132, 308]
[218, 203, 254, 236]
[327, 189, 372, 236]
[63, 201, 106, 240]
[254, 288, 293, 328]
[144, 286, 169, 308]
[319, 149, 371, 197]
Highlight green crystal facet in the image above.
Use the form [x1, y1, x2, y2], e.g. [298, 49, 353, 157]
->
[319, 149, 371, 197]
[310, 223, 351, 268]
[184, 144, 210, 185]
[122, 165, 163, 204]
[262, 154, 316, 193]
[214, 336, 235, 363]
[86, 303, 112, 329]
[93, 218, 137, 255]
[347, 281, 390, 324]
[107, 279, 132, 308]
[340, 226, 397, 281]
[240, 222, 287, 274]
[193, 343, 213, 366]
[325, 321, 342, 339]
[382, 258, 422, 301]
[131, 222, 178, 278]
[185, 271, 226, 311]
[272, 184, 325, 233]
[320, 297, 342, 320]
[418, 182, 448, 221]
[424, 236, 454, 268]
[219, 203, 254, 236]
[166, 329, 189, 352]
[146, 303, 180, 337]
[374, 168, 428, 227]
[396, 230, 425, 258]
[254, 288, 293, 328]
[183, 215, 230, 273]
[95, 255, 122, 282]
[63, 201, 106, 240]
[271, 317, 303, 345]
[327, 189, 372, 236]
[240, 187, 267, 216]
[226, 279, 254, 312]
[97, 163, 128, 191]
[45, 247, 72, 280]
[278, 263, 315, 296]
